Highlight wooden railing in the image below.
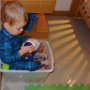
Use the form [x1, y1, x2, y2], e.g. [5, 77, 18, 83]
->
[79, 0, 90, 29]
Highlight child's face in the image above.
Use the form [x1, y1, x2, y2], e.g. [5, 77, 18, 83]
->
[4, 20, 26, 36]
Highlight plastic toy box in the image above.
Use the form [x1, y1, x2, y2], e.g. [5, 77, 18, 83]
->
[0, 41, 54, 90]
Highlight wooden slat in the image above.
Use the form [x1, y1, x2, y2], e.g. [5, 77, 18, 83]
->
[70, 0, 83, 16]
[79, 0, 90, 29]
[80, 7, 90, 29]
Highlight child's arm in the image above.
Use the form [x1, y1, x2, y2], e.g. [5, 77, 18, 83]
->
[18, 35, 30, 44]
[0, 42, 33, 64]
[0, 42, 20, 64]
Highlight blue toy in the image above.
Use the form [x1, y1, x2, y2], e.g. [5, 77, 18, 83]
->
[35, 54, 47, 61]
[24, 13, 38, 31]
[24, 42, 32, 46]
[24, 42, 34, 61]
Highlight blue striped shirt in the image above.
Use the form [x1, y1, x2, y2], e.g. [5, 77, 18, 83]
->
[0, 27, 43, 71]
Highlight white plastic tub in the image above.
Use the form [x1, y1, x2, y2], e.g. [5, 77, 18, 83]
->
[0, 41, 54, 85]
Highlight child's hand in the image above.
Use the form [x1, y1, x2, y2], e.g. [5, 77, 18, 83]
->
[19, 45, 34, 56]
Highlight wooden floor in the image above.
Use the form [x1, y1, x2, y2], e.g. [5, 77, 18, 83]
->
[0, 16, 90, 88]
[45, 16, 90, 84]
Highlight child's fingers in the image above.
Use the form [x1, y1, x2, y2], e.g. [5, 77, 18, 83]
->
[28, 46, 34, 53]
[21, 45, 33, 50]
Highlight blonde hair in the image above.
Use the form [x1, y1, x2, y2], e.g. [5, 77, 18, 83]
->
[1, 1, 28, 26]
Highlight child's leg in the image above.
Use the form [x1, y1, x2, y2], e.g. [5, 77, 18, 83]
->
[10, 60, 44, 71]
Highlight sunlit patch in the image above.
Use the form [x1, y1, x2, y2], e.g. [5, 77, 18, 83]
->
[50, 29, 74, 40]
[49, 24, 72, 32]
[54, 40, 79, 59]
[48, 20, 70, 25]
[69, 60, 88, 85]
[56, 46, 82, 68]
[52, 34, 76, 48]
[67, 79, 72, 84]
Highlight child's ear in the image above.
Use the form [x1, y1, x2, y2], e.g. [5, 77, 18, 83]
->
[3, 22, 10, 29]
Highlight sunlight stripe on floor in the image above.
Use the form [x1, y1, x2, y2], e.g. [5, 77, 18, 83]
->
[70, 60, 88, 85]
[62, 53, 86, 85]
[66, 53, 85, 73]
[49, 24, 72, 32]
[50, 29, 74, 40]
[52, 34, 76, 48]
[56, 46, 82, 68]
[54, 40, 78, 59]
[48, 20, 70, 25]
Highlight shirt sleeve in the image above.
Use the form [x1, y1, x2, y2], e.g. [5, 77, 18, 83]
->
[18, 35, 30, 44]
[0, 42, 21, 64]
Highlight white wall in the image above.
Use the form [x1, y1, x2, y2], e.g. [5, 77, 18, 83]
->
[55, 0, 73, 11]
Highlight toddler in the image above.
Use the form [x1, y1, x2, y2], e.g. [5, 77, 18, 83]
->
[0, 1, 48, 71]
